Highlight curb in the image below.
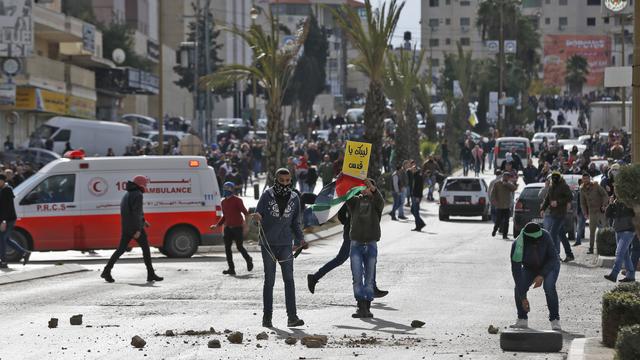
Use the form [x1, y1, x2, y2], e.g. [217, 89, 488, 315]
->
[0, 264, 89, 286]
[567, 337, 615, 360]
[567, 338, 587, 360]
[597, 256, 615, 269]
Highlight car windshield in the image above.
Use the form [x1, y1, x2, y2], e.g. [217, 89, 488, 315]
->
[445, 179, 481, 192]
[554, 128, 571, 139]
[497, 141, 527, 158]
[520, 187, 544, 199]
[33, 125, 59, 139]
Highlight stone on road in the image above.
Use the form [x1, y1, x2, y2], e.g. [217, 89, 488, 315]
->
[131, 335, 146, 348]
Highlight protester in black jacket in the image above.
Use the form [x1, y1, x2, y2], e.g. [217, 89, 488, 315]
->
[604, 196, 636, 283]
[410, 165, 426, 232]
[101, 176, 163, 283]
[0, 174, 30, 268]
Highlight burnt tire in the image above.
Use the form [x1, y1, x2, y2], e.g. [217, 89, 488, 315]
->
[164, 227, 198, 258]
[439, 213, 449, 221]
[499, 329, 563, 353]
[5, 230, 30, 263]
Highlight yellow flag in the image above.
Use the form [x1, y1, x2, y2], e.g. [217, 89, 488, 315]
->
[468, 112, 478, 127]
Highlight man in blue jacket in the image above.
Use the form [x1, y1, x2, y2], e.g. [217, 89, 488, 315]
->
[510, 222, 562, 331]
[254, 168, 306, 328]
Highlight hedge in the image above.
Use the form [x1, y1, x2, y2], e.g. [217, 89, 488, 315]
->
[602, 283, 640, 348]
[615, 324, 640, 360]
[597, 227, 617, 257]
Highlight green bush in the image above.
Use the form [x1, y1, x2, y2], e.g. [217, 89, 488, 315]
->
[597, 227, 618, 256]
[602, 283, 640, 348]
[615, 164, 640, 208]
[615, 324, 640, 360]
[420, 140, 439, 159]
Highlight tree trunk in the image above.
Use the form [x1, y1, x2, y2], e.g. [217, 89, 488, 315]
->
[265, 101, 284, 186]
[406, 99, 421, 163]
[363, 80, 386, 181]
[394, 111, 410, 164]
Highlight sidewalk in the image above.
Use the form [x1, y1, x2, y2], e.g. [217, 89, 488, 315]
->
[567, 338, 614, 360]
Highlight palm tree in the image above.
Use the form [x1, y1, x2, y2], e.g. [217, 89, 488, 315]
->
[201, 13, 308, 183]
[565, 55, 589, 95]
[331, 0, 405, 180]
[383, 48, 425, 163]
[415, 62, 436, 142]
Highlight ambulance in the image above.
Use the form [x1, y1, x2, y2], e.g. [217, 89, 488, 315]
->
[6, 152, 222, 261]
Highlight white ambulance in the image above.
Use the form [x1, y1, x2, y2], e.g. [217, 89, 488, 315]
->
[6, 152, 222, 261]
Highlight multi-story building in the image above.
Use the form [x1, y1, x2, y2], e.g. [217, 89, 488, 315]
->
[0, 0, 103, 146]
[421, 0, 634, 92]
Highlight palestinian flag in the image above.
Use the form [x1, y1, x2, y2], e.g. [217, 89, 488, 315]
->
[304, 174, 367, 227]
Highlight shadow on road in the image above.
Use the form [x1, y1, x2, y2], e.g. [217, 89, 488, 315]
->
[26, 256, 226, 265]
[334, 316, 417, 335]
[270, 326, 313, 339]
[127, 282, 160, 288]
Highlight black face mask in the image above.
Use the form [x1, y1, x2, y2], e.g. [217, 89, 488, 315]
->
[551, 176, 560, 184]
[273, 181, 292, 197]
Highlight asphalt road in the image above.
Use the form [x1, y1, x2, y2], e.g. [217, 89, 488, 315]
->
[0, 170, 614, 360]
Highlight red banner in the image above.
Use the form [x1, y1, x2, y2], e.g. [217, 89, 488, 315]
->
[543, 35, 611, 87]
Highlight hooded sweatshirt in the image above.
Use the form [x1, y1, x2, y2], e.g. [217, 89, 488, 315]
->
[256, 188, 304, 247]
[511, 229, 559, 280]
[121, 181, 145, 236]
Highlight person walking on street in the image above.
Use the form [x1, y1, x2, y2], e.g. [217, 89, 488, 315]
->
[0, 174, 30, 268]
[540, 172, 575, 262]
[390, 165, 405, 221]
[319, 155, 334, 187]
[604, 194, 636, 283]
[210, 182, 253, 276]
[491, 173, 517, 239]
[510, 222, 562, 330]
[409, 164, 426, 232]
[441, 139, 451, 174]
[579, 172, 609, 254]
[347, 178, 384, 318]
[101, 176, 163, 283]
[254, 168, 306, 328]
[471, 144, 484, 177]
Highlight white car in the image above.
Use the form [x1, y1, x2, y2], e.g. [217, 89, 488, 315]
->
[531, 132, 557, 153]
[439, 177, 491, 221]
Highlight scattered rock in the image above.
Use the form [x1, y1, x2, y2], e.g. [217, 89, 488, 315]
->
[487, 325, 499, 334]
[256, 343, 262, 348]
[131, 335, 146, 348]
[227, 331, 243, 344]
[48, 318, 58, 329]
[305, 339, 323, 348]
[224, 329, 231, 334]
[256, 332, 269, 341]
[207, 339, 221, 348]
[165, 330, 175, 337]
[70, 315, 83, 326]
[285, 337, 298, 345]
[411, 320, 425, 328]
[301, 335, 328, 346]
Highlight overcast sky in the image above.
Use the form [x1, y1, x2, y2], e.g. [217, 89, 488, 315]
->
[389, 0, 422, 49]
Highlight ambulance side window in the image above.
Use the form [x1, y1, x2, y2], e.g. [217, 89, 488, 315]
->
[21, 175, 76, 205]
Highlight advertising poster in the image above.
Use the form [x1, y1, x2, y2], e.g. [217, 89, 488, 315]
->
[543, 35, 611, 87]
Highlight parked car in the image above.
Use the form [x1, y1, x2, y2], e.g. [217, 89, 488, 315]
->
[551, 125, 583, 140]
[493, 137, 531, 172]
[513, 183, 545, 237]
[0, 148, 60, 169]
[138, 131, 186, 148]
[438, 177, 491, 221]
[531, 132, 558, 154]
[120, 114, 157, 133]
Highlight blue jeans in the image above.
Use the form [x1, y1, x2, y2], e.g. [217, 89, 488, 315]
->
[350, 241, 377, 301]
[261, 245, 297, 318]
[398, 190, 406, 217]
[462, 159, 470, 176]
[314, 225, 351, 281]
[443, 157, 452, 173]
[488, 152, 494, 170]
[514, 263, 560, 321]
[632, 235, 640, 271]
[0, 220, 27, 263]
[610, 231, 636, 280]
[548, 215, 573, 258]
[411, 196, 425, 228]
[391, 192, 402, 218]
[576, 213, 586, 244]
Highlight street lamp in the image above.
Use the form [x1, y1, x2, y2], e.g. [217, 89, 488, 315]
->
[250, 6, 259, 20]
[250, 3, 261, 129]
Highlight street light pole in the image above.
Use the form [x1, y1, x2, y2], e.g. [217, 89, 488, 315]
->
[204, 0, 214, 145]
[251, 1, 258, 130]
[633, 0, 640, 162]
[157, 0, 164, 154]
[193, 0, 200, 130]
[498, 0, 504, 135]
[620, 14, 627, 130]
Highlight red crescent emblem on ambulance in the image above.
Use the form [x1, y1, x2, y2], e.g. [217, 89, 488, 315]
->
[88, 177, 108, 197]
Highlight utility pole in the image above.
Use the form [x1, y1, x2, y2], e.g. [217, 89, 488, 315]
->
[633, 0, 640, 163]
[193, 0, 200, 131]
[204, 0, 214, 145]
[251, 0, 257, 130]
[620, 14, 627, 131]
[157, 0, 164, 154]
[498, 0, 505, 135]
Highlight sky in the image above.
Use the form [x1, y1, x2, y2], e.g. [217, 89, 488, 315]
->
[388, 0, 422, 49]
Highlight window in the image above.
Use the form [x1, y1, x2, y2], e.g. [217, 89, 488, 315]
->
[445, 18, 451, 25]
[460, 37, 470, 46]
[53, 129, 70, 142]
[460, 17, 470, 26]
[559, 17, 568, 27]
[445, 179, 481, 192]
[587, 0, 601, 5]
[22, 175, 76, 205]
[545, 0, 550, 3]
[445, 38, 451, 45]
[431, 58, 440, 67]
[429, 38, 439, 47]
[604, 17, 610, 24]
[587, 17, 596, 26]
[429, 0, 439, 6]
[445, 0, 451, 4]
[460, 0, 471, 5]
[545, 17, 551, 25]
[559, 0, 567, 5]
[429, 18, 440, 27]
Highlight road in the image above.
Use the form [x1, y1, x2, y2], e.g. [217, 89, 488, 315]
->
[0, 170, 614, 360]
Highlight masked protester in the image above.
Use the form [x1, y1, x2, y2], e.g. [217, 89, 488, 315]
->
[101, 175, 163, 283]
[254, 168, 306, 328]
[510, 222, 562, 331]
[540, 172, 574, 262]
[210, 182, 253, 276]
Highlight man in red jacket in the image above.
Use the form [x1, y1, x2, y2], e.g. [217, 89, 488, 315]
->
[211, 182, 253, 276]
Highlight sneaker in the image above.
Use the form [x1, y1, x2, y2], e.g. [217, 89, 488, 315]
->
[509, 319, 528, 329]
[572, 242, 581, 247]
[147, 273, 164, 282]
[619, 277, 636, 283]
[307, 274, 318, 294]
[0, 262, 8, 269]
[587, 249, 594, 254]
[351, 301, 367, 318]
[222, 269, 236, 276]
[563, 255, 575, 263]
[604, 274, 617, 283]
[247, 261, 254, 272]
[287, 316, 305, 327]
[492, 229, 497, 237]
[550, 320, 562, 331]
[22, 251, 31, 266]
[100, 271, 115, 283]
[373, 287, 389, 298]
[398, 216, 408, 220]
[262, 314, 273, 328]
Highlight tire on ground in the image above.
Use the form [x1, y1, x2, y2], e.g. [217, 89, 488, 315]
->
[5, 230, 30, 262]
[499, 329, 563, 352]
[439, 212, 449, 221]
[163, 226, 199, 258]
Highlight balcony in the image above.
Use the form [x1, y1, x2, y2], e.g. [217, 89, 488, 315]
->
[95, 67, 159, 95]
[68, 64, 95, 90]
[34, 5, 83, 43]
[21, 55, 67, 93]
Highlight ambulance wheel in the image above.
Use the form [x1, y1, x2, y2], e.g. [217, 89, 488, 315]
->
[5, 230, 30, 263]
[164, 227, 198, 258]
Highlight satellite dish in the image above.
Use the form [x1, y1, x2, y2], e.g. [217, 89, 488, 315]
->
[112, 48, 126, 65]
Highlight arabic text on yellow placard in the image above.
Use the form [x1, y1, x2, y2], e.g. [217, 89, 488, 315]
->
[342, 140, 372, 179]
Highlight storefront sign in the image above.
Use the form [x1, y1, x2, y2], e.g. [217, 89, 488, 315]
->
[543, 35, 611, 87]
[0, 83, 16, 106]
[67, 95, 96, 118]
[0, 0, 33, 57]
[0, 86, 66, 114]
[82, 24, 96, 53]
[147, 40, 159, 62]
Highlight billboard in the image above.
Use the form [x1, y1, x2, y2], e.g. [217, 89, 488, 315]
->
[543, 35, 611, 88]
[0, 0, 33, 57]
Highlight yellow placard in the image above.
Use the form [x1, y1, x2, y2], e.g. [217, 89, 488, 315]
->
[342, 140, 372, 180]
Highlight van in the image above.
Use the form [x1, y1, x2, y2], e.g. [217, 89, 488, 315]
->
[121, 114, 158, 134]
[551, 125, 583, 141]
[29, 116, 133, 156]
[5, 153, 222, 261]
[493, 137, 531, 171]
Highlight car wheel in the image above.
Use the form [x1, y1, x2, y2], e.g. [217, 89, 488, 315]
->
[164, 226, 199, 258]
[439, 213, 449, 221]
[5, 230, 30, 262]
